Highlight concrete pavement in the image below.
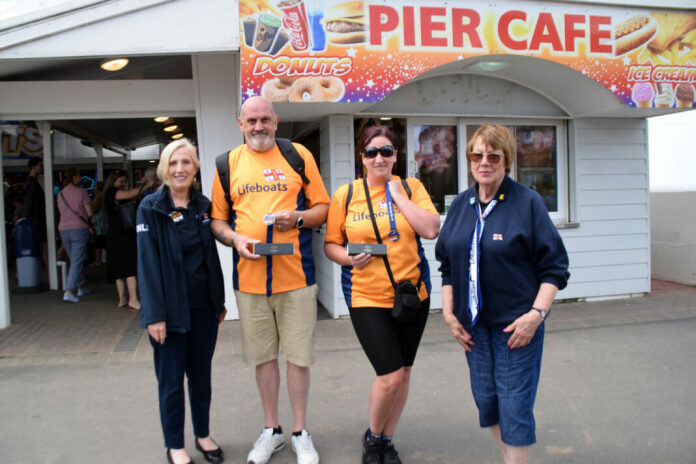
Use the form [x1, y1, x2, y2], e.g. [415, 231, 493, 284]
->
[1, 278, 695, 463]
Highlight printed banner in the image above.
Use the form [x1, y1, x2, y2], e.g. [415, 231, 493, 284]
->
[1, 123, 43, 160]
[239, 0, 696, 108]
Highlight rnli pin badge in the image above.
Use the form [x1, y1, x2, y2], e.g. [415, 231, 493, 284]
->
[170, 211, 183, 223]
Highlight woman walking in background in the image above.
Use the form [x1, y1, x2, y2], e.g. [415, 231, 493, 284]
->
[57, 168, 93, 303]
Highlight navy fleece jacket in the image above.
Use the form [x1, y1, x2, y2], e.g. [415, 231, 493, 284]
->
[435, 176, 569, 328]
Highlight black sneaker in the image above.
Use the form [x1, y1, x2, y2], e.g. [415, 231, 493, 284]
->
[382, 441, 402, 464]
[362, 429, 382, 464]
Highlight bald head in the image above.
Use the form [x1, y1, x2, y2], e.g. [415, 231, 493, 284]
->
[238, 96, 279, 153]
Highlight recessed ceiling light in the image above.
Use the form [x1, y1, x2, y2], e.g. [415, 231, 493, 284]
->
[164, 125, 179, 132]
[171, 133, 184, 139]
[380, 117, 392, 121]
[466, 61, 509, 72]
[154, 116, 169, 123]
[148, 159, 157, 163]
[100, 58, 129, 72]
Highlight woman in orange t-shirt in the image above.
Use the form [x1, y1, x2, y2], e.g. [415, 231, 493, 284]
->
[324, 125, 440, 464]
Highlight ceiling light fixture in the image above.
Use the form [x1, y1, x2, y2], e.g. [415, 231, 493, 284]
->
[154, 116, 170, 123]
[100, 58, 129, 72]
[466, 61, 510, 72]
[380, 117, 392, 121]
[172, 133, 184, 140]
[164, 125, 179, 132]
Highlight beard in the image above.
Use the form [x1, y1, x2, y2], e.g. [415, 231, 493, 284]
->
[246, 130, 275, 152]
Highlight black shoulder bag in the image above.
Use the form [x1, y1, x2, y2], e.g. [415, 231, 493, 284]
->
[362, 178, 421, 323]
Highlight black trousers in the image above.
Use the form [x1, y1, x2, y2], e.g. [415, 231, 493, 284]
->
[150, 306, 219, 449]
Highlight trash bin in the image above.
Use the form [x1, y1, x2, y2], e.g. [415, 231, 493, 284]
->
[14, 217, 41, 288]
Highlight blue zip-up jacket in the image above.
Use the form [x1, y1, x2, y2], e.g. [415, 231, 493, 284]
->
[435, 176, 569, 328]
[137, 186, 225, 332]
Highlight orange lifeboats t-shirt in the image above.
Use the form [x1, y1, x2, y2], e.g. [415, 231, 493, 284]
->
[324, 177, 438, 308]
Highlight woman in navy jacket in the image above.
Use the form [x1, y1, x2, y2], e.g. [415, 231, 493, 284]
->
[435, 125, 569, 464]
[137, 138, 226, 464]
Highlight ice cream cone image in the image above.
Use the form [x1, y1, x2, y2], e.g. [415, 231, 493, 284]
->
[636, 100, 652, 108]
[632, 83, 654, 108]
[675, 84, 694, 108]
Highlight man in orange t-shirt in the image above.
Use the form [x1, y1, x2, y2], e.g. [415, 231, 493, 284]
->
[210, 96, 328, 464]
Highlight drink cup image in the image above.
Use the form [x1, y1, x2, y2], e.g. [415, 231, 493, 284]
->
[632, 82, 654, 108]
[270, 30, 291, 55]
[243, 16, 257, 47]
[255, 13, 282, 53]
[278, 0, 312, 51]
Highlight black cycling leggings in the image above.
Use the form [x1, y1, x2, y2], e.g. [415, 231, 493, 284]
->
[348, 298, 430, 376]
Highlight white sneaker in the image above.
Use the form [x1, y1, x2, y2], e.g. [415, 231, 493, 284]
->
[247, 427, 285, 464]
[291, 430, 319, 464]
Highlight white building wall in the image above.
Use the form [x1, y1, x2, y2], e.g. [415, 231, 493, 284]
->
[650, 191, 696, 286]
[559, 118, 651, 299]
[315, 115, 354, 318]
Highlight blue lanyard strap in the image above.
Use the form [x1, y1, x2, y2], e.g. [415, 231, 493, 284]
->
[384, 184, 400, 242]
[468, 199, 497, 326]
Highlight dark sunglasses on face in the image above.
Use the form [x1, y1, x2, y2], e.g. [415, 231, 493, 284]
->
[363, 145, 395, 158]
[469, 152, 503, 164]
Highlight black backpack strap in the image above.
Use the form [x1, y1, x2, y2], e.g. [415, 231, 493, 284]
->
[276, 138, 310, 185]
[215, 151, 233, 223]
[401, 178, 411, 199]
[344, 182, 353, 216]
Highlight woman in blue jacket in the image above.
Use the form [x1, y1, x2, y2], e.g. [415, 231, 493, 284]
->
[435, 125, 569, 464]
[137, 138, 226, 464]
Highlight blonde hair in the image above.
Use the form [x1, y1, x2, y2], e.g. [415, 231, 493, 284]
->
[157, 138, 200, 187]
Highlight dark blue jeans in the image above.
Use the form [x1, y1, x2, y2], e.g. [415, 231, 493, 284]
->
[465, 322, 544, 447]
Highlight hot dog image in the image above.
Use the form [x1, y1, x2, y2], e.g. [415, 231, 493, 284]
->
[614, 16, 657, 56]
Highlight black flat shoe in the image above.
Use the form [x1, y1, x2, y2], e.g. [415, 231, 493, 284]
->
[195, 437, 224, 464]
[167, 448, 195, 464]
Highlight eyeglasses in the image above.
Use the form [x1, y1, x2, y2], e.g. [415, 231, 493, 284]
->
[363, 145, 395, 158]
[469, 152, 503, 164]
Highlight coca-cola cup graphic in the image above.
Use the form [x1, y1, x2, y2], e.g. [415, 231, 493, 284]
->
[277, 0, 311, 52]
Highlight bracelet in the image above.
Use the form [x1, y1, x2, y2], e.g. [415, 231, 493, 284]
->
[230, 231, 239, 246]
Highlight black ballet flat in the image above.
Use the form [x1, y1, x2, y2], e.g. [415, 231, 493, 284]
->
[195, 437, 224, 464]
[167, 448, 195, 464]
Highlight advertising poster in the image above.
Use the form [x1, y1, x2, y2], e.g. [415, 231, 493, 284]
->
[1, 123, 43, 160]
[239, 0, 696, 108]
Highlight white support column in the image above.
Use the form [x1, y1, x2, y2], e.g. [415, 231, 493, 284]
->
[94, 143, 104, 181]
[192, 53, 242, 319]
[125, 151, 133, 186]
[38, 122, 58, 290]
[0, 130, 11, 328]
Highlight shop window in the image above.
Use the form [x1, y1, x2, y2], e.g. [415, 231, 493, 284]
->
[413, 125, 458, 213]
[465, 123, 567, 221]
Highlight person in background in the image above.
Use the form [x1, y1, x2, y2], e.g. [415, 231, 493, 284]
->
[138, 138, 226, 464]
[90, 181, 108, 267]
[105, 170, 153, 310]
[210, 96, 329, 464]
[435, 124, 569, 464]
[324, 125, 440, 464]
[56, 167, 93, 303]
[141, 165, 162, 197]
[19, 157, 47, 269]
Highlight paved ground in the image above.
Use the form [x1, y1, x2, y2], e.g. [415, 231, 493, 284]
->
[1, 275, 695, 463]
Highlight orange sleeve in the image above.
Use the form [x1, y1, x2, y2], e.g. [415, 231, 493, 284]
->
[324, 182, 351, 245]
[210, 155, 231, 222]
[296, 144, 330, 207]
[407, 178, 439, 215]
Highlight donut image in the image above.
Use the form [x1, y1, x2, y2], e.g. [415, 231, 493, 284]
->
[317, 76, 345, 101]
[614, 16, 657, 56]
[261, 79, 291, 102]
[288, 77, 324, 102]
[278, 75, 299, 86]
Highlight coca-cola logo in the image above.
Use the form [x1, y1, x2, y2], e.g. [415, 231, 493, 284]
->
[282, 12, 307, 48]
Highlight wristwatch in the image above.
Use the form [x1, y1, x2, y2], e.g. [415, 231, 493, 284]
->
[532, 307, 549, 319]
[295, 212, 304, 229]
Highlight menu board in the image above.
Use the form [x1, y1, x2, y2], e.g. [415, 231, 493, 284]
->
[240, 0, 696, 108]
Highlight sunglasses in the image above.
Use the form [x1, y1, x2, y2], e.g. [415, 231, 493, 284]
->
[469, 152, 503, 164]
[363, 145, 395, 158]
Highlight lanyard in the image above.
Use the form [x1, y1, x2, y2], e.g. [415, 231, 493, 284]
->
[384, 184, 400, 241]
[468, 199, 497, 326]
